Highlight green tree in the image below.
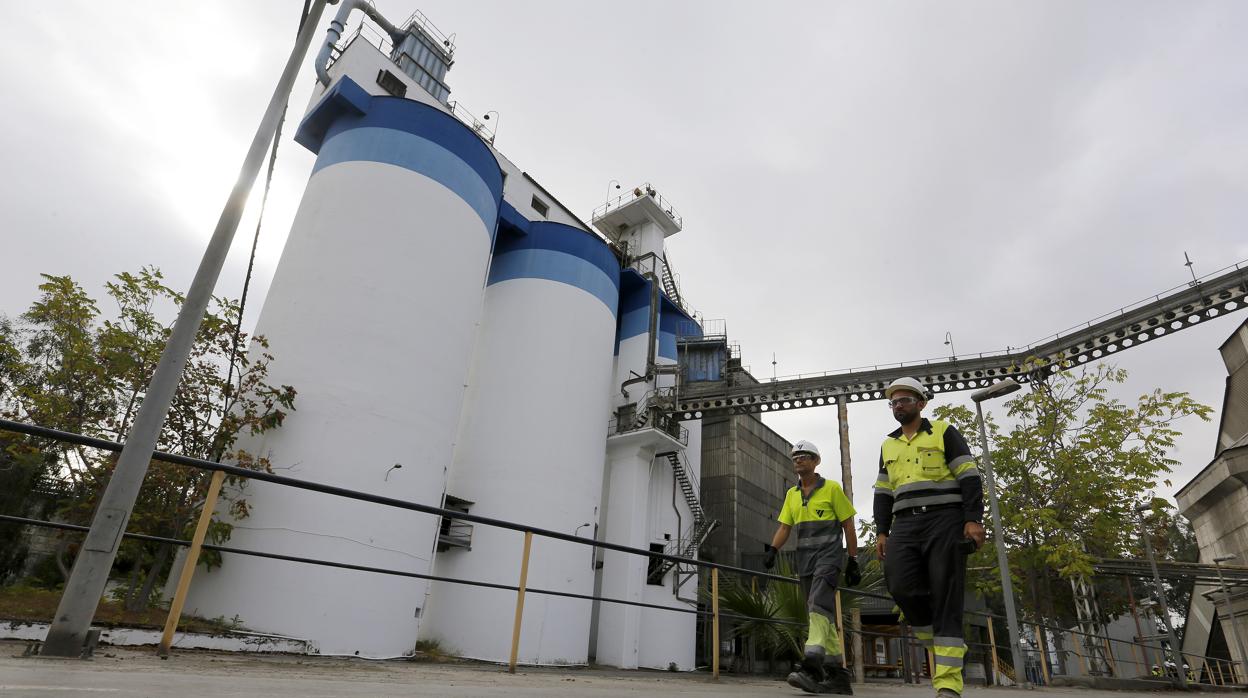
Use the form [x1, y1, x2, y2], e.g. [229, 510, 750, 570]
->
[0, 269, 295, 608]
[933, 363, 1209, 665]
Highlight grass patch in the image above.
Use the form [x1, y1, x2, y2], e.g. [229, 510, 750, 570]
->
[413, 637, 458, 662]
[0, 585, 245, 634]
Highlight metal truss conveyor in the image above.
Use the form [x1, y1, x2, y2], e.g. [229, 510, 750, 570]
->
[672, 261, 1248, 419]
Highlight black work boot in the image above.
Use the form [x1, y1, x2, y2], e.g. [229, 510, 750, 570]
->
[786, 656, 825, 694]
[817, 665, 853, 695]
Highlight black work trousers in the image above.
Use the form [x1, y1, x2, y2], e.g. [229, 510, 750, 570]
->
[883, 505, 968, 693]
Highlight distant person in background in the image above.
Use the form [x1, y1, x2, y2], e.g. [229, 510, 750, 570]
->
[764, 440, 860, 695]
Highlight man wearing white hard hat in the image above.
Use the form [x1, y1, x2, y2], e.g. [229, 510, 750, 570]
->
[764, 439, 859, 694]
[874, 377, 985, 698]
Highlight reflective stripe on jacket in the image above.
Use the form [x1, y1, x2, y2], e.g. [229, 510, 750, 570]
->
[874, 418, 979, 515]
[778, 476, 856, 577]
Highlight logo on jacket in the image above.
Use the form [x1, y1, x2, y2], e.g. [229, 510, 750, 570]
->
[815, 509, 825, 517]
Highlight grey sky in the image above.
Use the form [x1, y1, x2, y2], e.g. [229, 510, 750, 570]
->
[2, 1, 1246, 518]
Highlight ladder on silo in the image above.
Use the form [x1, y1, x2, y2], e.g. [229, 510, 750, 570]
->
[649, 450, 718, 585]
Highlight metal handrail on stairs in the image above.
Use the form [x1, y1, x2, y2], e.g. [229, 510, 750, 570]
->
[649, 450, 719, 584]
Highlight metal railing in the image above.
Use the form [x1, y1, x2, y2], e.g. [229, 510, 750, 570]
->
[591, 183, 683, 230]
[679, 318, 726, 341]
[3, 416, 1245, 687]
[627, 251, 698, 318]
[332, 18, 494, 144]
[608, 408, 688, 446]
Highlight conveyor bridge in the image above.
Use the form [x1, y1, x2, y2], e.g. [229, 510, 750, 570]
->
[670, 260, 1248, 419]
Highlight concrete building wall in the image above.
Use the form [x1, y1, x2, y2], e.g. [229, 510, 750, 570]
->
[1176, 318, 1248, 672]
[700, 407, 794, 571]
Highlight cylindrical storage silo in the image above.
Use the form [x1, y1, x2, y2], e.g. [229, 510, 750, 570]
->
[421, 220, 620, 664]
[184, 77, 504, 658]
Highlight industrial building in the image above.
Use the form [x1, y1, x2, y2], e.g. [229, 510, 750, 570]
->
[679, 328, 796, 571]
[1177, 317, 1248, 675]
[181, 6, 726, 668]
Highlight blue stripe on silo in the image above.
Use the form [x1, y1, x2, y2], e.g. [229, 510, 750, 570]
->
[616, 274, 652, 342]
[489, 250, 618, 313]
[313, 127, 498, 231]
[658, 302, 681, 360]
[617, 307, 651, 341]
[488, 221, 621, 313]
[296, 80, 504, 232]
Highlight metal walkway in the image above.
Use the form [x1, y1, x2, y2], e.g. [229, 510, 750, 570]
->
[672, 260, 1248, 418]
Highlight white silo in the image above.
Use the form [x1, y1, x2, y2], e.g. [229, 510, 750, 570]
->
[591, 193, 702, 670]
[184, 72, 504, 657]
[420, 216, 620, 664]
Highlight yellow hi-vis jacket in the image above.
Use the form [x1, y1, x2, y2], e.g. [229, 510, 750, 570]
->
[872, 418, 983, 536]
[777, 476, 856, 577]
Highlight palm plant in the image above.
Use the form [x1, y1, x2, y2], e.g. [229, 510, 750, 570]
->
[713, 556, 806, 662]
[714, 552, 889, 667]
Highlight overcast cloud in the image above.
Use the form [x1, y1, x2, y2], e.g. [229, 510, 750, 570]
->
[2, 1, 1246, 518]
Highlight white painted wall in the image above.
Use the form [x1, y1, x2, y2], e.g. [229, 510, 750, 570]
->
[421, 278, 616, 664]
[495, 152, 588, 230]
[185, 157, 493, 658]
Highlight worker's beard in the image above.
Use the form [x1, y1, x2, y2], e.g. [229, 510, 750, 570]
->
[892, 408, 920, 426]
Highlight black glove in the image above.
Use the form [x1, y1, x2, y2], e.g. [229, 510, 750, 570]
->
[763, 544, 778, 570]
[844, 557, 862, 587]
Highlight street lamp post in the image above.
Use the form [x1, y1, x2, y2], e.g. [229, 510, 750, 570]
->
[1214, 554, 1248, 684]
[970, 378, 1026, 688]
[1135, 503, 1187, 688]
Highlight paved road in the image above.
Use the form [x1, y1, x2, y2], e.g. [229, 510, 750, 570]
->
[0, 643, 1176, 697]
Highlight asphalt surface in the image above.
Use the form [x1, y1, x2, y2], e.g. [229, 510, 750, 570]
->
[0, 642, 1186, 697]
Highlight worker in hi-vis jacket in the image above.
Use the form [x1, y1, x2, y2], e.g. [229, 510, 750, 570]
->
[874, 377, 986, 698]
[765, 439, 860, 695]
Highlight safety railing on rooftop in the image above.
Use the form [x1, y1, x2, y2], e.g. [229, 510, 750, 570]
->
[591, 183, 683, 230]
[2, 416, 1244, 686]
[397, 9, 455, 56]
[331, 18, 494, 144]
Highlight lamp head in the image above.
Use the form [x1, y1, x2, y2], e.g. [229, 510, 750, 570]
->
[971, 378, 1021, 403]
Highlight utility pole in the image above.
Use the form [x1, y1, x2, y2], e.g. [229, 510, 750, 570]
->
[1134, 503, 1186, 688]
[836, 395, 853, 501]
[40, 0, 330, 657]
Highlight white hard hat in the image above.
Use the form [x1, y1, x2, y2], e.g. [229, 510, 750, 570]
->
[885, 377, 929, 401]
[791, 440, 820, 458]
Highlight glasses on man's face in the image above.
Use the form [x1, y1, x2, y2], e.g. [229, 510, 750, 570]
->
[792, 454, 815, 463]
[888, 397, 919, 408]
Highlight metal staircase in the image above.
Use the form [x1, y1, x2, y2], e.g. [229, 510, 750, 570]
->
[649, 450, 718, 584]
[659, 253, 683, 309]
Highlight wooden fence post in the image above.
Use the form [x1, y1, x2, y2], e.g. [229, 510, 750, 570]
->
[508, 531, 533, 674]
[712, 567, 720, 680]
[158, 469, 225, 657]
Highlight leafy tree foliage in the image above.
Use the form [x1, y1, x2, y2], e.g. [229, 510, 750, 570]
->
[0, 269, 295, 606]
[933, 363, 1208, 650]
